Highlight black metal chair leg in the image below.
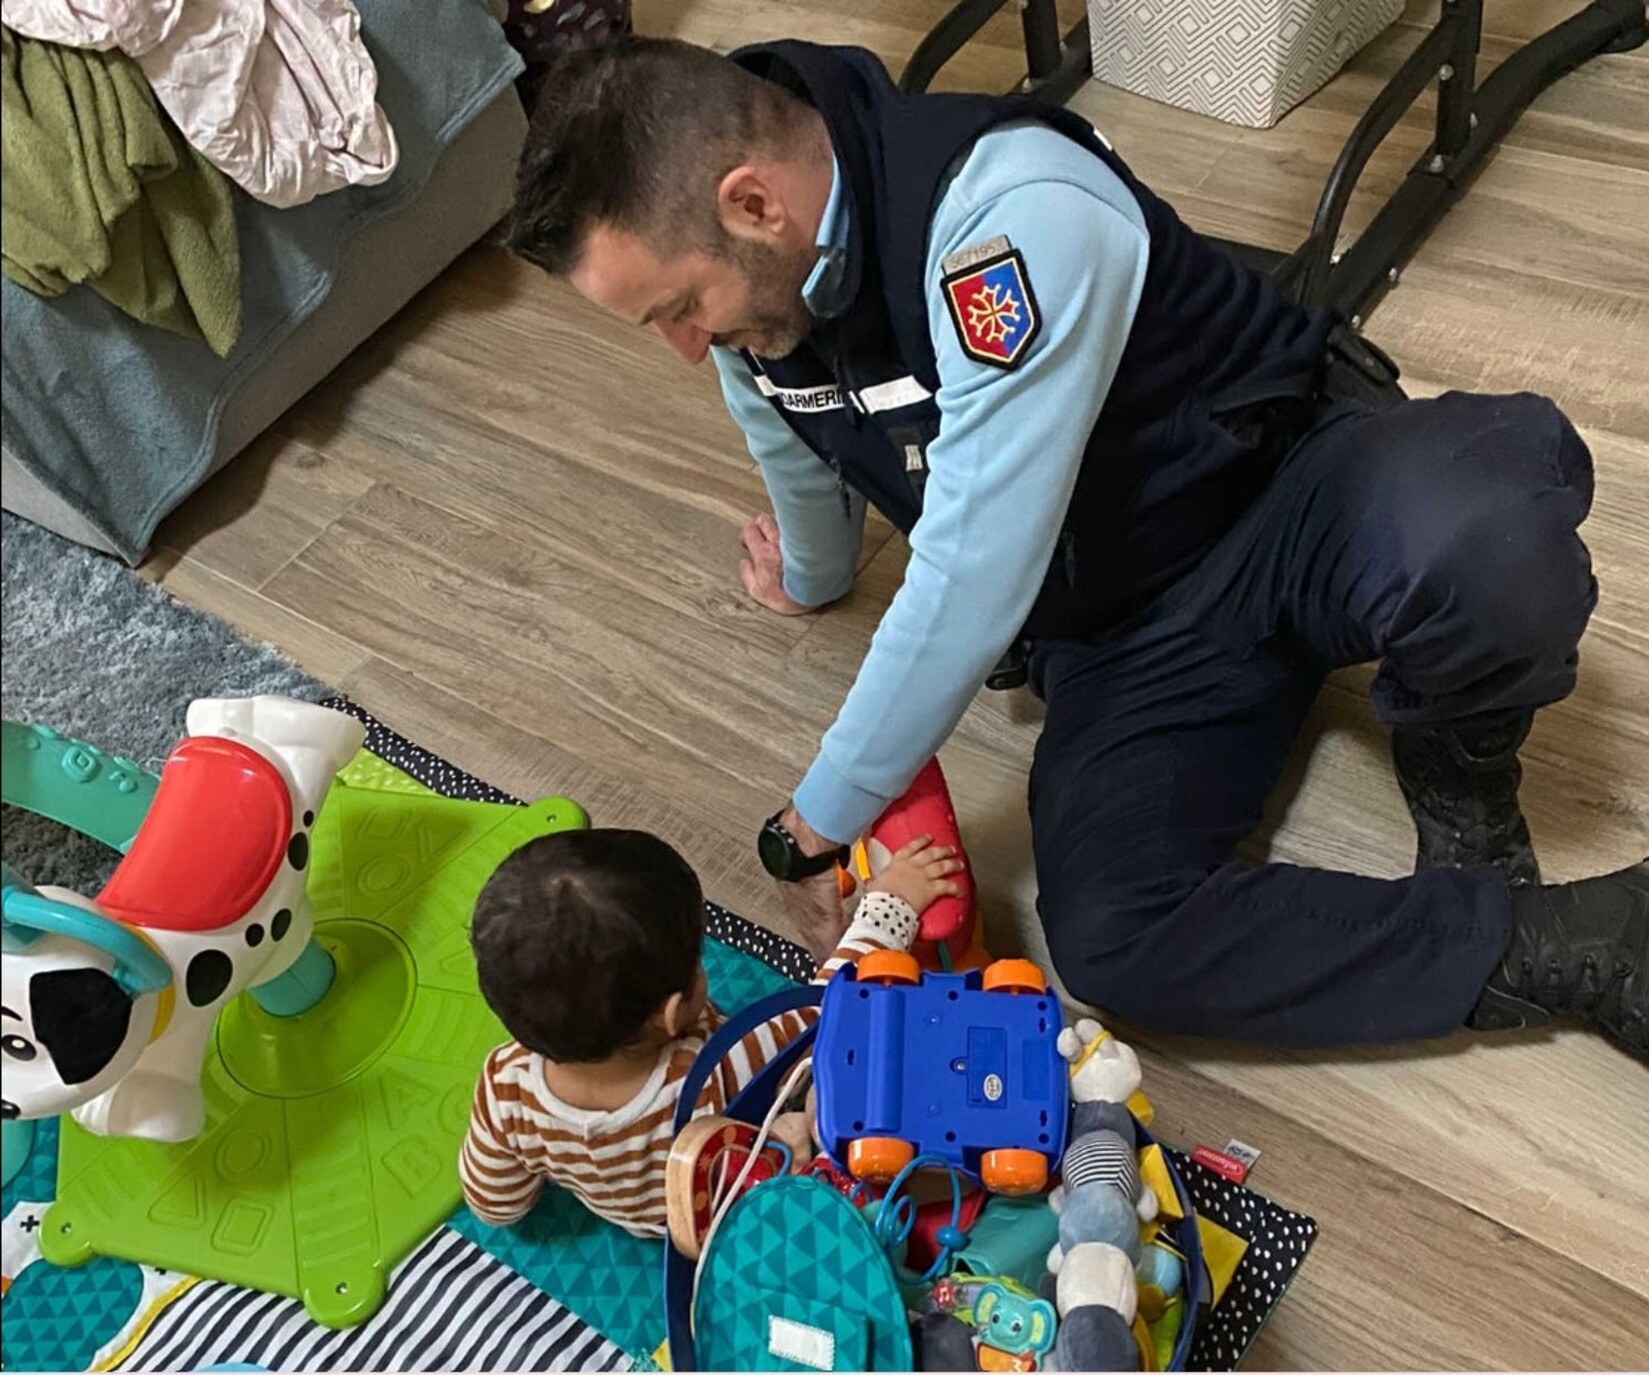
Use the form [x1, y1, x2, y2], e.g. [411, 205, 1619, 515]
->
[901, 0, 1646, 323]
[899, 0, 1090, 103]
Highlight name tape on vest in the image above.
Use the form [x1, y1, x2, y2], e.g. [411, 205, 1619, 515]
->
[754, 374, 933, 416]
[753, 377, 844, 412]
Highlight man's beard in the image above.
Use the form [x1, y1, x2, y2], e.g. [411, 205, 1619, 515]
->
[715, 236, 816, 360]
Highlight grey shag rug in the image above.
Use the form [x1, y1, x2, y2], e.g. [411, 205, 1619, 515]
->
[2, 510, 332, 892]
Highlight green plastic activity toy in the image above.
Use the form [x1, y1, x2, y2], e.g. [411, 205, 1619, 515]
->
[39, 772, 588, 1327]
[3, 703, 589, 1329]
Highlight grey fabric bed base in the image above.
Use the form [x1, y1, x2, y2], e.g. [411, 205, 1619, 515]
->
[1, 91, 527, 563]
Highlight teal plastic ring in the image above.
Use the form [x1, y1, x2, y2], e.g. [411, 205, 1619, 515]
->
[2, 883, 172, 998]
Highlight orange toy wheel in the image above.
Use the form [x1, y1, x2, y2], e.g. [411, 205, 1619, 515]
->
[847, 1136, 915, 1184]
[857, 949, 921, 986]
[981, 958, 1046, 995]
[980, 1147, 1048, 1196]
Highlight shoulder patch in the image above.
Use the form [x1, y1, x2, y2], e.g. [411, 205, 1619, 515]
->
[941, 245, 1041, 370]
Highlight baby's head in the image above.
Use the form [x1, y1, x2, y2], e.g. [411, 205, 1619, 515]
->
[470, 828, 707, 1063]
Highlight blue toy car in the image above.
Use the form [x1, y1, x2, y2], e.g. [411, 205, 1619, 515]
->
[812, 953, 1068, 1194]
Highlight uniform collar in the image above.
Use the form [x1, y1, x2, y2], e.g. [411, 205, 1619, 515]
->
[802, 156, 851, 319]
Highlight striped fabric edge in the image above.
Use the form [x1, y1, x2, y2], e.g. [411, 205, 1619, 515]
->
[107, 1228, 630, 1373]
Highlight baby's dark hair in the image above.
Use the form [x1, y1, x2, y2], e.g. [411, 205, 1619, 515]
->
[470, 828, 705, 1062]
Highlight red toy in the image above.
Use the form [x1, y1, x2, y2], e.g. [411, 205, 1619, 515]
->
[838, 757, 988, 971]
[665, 1115, 803, 1259]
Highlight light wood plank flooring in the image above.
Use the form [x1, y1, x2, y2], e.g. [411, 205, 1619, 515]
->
[142, 1, 1649, 1366]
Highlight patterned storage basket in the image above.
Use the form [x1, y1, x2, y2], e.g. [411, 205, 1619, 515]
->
[1086, 0, 1405, 128]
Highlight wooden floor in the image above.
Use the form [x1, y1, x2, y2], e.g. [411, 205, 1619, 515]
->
[142, 1, 1648, 1366]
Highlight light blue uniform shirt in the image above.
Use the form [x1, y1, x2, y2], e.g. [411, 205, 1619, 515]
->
[711, 120, 1151, 843]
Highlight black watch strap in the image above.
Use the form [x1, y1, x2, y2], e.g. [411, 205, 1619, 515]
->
[759, 811, 849, 881]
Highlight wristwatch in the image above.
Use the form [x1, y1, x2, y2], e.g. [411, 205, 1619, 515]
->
[757, 810, 849, 882]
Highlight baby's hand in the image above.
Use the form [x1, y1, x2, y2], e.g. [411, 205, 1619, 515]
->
[867, 834, 966, 915]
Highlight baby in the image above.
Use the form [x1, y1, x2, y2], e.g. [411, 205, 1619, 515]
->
[459, 825, 963, 1237]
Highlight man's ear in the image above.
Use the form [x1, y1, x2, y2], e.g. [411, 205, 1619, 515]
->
[715, 165, 788, 243]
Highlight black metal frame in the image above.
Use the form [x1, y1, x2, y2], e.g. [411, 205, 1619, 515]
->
[901, 0, 1094, 106]
[899, 0, 1647, 322]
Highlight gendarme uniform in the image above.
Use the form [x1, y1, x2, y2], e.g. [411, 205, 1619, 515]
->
[718, 41, 1598, 1047]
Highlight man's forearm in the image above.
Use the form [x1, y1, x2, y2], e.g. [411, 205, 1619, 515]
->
[789, 162, 1151, 844]
[779, 800, 844, 851]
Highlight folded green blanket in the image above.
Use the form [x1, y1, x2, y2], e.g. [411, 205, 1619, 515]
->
[1, 26, 240, 356]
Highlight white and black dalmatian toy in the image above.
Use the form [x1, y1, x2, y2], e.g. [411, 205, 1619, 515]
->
[1, 696, 364, 1143]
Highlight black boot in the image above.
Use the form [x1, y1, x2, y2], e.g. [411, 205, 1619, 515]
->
[1391, 711, 1540, 886]
[1468, 859, 1647, 1058]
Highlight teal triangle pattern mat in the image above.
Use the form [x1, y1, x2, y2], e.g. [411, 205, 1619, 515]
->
[3, 1114, 58, 1208]
[4, 1117, 150, 1374]
[3, 1249, 143, 1373]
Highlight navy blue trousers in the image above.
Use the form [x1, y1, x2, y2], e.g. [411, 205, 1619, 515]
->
[1027, 390, 1597, 1047]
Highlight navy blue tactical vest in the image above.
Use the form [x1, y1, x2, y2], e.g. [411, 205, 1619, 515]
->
[727, 40, 1336, 639]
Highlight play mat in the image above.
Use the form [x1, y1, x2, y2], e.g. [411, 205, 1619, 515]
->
[2, 701, 1318, 1372]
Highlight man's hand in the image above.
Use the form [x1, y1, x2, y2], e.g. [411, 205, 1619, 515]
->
[772, 804, 850, 960]
[740, 514, 812, 616]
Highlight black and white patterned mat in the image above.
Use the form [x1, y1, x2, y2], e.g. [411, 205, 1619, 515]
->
[1167, 1148, 1318, 1369]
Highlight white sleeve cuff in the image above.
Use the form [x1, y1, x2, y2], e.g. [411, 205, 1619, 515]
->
[843, 890, 920, 951]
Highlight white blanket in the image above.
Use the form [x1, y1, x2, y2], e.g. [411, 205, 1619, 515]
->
[2, 0, 398, 208]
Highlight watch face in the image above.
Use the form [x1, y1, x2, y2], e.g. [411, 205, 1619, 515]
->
[757, 824, 790, 878]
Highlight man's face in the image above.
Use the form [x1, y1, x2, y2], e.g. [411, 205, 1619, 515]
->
[570, 221, 817, 365]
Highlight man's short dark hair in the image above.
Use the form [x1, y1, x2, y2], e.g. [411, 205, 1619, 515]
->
[505, 36, 817, 275]
[470, 827, 705, 1062]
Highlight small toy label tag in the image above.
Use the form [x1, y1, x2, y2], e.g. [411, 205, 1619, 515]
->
[1222, 1138, 1261, 1173]
[769, 1315, 836, 1370]
[1190, 1145, 1250, 1183]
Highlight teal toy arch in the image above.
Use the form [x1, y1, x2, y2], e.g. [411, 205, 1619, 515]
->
[2, 720, 162, 1189]
[1, 719, 160, 853]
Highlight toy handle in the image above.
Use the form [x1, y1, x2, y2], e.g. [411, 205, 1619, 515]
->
[670, 981, 825, 1135]
[1, 876, 171, 998]
[665, 980, 826, 1373]
[865, 758, 976, 944]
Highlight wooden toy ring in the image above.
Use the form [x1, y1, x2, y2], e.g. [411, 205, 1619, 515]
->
[665, 1116, 791, 1259]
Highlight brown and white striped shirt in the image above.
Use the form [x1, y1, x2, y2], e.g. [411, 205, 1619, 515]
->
[459, 893, 918, 1237]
